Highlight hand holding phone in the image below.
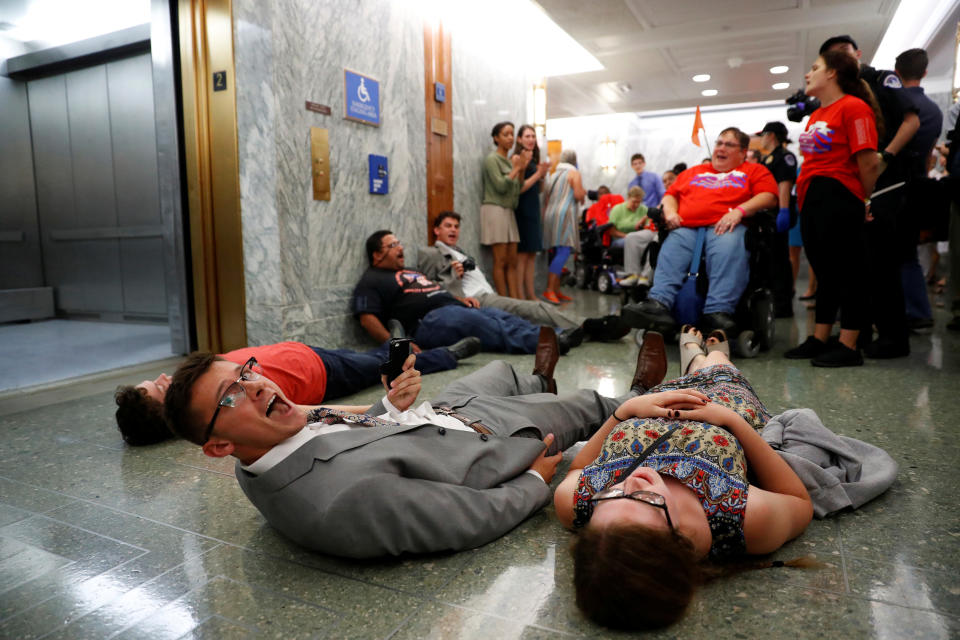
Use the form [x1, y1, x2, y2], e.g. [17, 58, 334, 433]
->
[379, 338, 412, 385]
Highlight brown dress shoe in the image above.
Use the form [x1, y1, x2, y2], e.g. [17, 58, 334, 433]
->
[630, 331, 667, 392]
[532, 326, 560, 394]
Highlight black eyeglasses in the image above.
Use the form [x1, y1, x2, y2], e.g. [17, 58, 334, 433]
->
[589, 487, 674, 529]
[203, 357, 261, 444]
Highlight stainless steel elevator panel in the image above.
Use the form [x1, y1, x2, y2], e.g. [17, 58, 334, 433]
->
[25, 52, 165, 318]
[0, 76, 43, 290]
[108, 54, 165, 315]
[66, 64, 124, 313]
[28, 74, 83, 311]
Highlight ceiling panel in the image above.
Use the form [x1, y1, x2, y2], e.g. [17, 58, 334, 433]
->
[628, 0, 802, 28]
[536, 0, 924, 117]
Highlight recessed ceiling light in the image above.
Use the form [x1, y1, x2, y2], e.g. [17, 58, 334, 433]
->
[770, 65, 789, 74]
[701, 89, 718, 97]
[772, 82, 790, 90]
[692, 74, 711, 82]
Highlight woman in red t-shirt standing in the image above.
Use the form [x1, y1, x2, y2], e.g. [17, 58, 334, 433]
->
[785, 50, 883, 367]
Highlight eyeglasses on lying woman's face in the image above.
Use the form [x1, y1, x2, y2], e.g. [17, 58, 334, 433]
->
[589, 487, 674, 530]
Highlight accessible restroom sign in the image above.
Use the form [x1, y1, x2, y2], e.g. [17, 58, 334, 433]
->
[344, 69, 380, 126]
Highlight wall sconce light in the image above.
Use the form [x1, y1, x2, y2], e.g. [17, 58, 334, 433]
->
[533, 81, 547, 138]
[601, 136, 617, 172]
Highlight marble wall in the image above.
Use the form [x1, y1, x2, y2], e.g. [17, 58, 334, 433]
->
[233, 0, 529, 347]
[449, 25, 532, 276]
[546, 104, 810, 197]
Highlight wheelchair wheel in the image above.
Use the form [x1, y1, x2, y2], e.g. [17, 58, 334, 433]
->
[736, 330, 762, 358]
[574, 262, 589, 289]
[752, 294, 776, 351]
[597, 272, 613, 294]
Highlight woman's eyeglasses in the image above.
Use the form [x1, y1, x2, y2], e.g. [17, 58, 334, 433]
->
[589, 487, 674, 529]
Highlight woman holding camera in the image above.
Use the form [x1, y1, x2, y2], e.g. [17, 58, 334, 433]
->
[784, 49, 883, 367]
[481, 121, 528, 298]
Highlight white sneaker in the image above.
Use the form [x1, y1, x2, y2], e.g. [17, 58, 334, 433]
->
[636, 276, 650, 286]
[618, 274, 639, 287]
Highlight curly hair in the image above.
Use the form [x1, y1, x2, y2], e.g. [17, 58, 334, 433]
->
[114, 386, 174, 446]
[572, 522, 702, 630]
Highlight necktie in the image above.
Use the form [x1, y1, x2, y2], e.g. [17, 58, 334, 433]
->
[309, 406, 397, 428]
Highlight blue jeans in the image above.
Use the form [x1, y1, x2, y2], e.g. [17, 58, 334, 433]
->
[609, 237, 626, 249]
[648, 225, 749, 314]
[310, 343, 457, 400]
[901, 254, 933, 320]
[414, 306, 541, 353]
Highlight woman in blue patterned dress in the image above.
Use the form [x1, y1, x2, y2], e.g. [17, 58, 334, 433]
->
[553, 327, 813, 629]
[541, 149, 585, 304]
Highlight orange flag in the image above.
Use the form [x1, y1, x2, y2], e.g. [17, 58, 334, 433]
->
[691, 106, 704, 147]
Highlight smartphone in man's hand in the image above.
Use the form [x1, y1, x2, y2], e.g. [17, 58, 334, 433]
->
[379, 338, 412, 385]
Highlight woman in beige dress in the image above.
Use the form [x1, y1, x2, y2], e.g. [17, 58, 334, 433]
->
[481, 122, 529, 297]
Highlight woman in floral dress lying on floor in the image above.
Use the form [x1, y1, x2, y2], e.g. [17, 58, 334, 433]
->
[554, 326, 814, 629]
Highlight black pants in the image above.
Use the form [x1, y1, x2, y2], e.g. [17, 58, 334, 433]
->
[862, 178, 908, 345]
[800, 177, 867, 331]
[771, 228, 795, 314]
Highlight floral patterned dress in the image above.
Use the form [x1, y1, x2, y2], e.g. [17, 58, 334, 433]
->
[573, 364, 771, 559]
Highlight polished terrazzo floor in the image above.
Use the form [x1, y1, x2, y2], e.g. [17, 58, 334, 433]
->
[0, 287, 957, 639]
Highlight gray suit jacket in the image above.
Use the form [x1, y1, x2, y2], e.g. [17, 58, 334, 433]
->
[234, 400, 550, 559]
[417, 244, 469, 298]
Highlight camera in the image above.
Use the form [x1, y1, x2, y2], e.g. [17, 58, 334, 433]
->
[785, 89, 820, 123]
[461, 257, 476, 272]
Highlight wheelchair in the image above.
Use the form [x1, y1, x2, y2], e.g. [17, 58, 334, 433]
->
[572, 217, 621, 294]
[572, 207, 661, 298]
[624, 209, 777, 358]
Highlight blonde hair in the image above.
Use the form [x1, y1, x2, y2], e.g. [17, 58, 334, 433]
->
[627, 186, 645, 200]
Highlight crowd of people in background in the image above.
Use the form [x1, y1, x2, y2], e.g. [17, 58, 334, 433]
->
[471, 36, 955, 366]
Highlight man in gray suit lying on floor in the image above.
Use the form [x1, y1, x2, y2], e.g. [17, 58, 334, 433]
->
[162, 329, 668, 558]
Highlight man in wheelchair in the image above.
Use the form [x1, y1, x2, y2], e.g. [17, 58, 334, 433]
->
[622, 127, 777, 334]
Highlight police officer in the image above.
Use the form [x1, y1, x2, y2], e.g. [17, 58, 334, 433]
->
[819, 35, 915, 358]
[758, 121, 798, 317]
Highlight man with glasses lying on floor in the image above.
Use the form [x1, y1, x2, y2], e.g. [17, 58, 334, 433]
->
[161, 329, 669, 558]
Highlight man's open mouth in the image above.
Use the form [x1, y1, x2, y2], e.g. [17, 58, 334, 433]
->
[266, 394, 288, 417]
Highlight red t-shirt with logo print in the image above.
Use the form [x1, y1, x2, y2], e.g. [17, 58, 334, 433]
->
[666, 162, 778, 227]
[796, 94, 878, 209]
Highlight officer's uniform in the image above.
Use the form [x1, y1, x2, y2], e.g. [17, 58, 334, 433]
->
[763, 146, 798, 317]
[859, 64, 910, 354]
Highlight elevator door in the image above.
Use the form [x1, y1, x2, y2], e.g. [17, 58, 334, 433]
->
[28, 52, 166, 319]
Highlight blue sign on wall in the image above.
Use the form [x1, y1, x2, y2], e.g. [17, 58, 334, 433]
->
[344, 69, 381, 126]
[369, 154, 388, 194]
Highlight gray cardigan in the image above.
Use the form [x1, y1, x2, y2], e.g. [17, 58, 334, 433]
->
[762, 408, 898, 518]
